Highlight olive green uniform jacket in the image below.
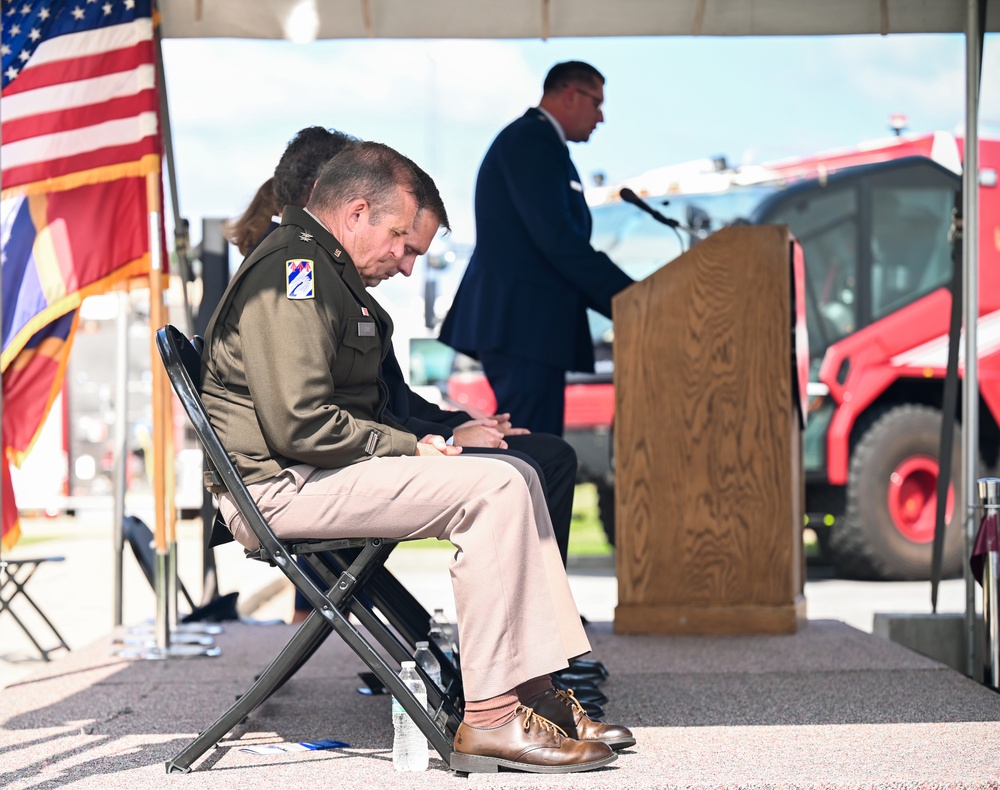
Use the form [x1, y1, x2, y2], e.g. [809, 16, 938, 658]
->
[200, 206, 418, 492]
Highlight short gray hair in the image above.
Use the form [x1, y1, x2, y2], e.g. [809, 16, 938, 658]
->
[308, 142, 421, 224]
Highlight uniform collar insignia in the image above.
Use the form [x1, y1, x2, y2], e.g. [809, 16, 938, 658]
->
[299, 231, 313, 242]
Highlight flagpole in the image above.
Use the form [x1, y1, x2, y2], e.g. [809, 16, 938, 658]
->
[146, 171, 172, 652]
[1, 73, 5, 580]
[1, 244, 5, 582]
[119, 6, 218, 659]
[152, 11, 220, 612]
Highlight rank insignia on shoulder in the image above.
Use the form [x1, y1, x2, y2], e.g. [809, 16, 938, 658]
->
[286, 259, 314, 300]
[298, 231, 313, 242]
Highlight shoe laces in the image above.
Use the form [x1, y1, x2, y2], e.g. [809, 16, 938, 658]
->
[554, 688, 586, 715]
[516, 704, 568, 738]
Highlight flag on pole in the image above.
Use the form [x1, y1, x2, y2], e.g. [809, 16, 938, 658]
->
[1, 0, 160, 194]
[1, 0, 161, 550]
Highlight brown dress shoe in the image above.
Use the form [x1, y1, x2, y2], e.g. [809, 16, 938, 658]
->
[530, 688, 637, 750]
[451, 705, 616, 774]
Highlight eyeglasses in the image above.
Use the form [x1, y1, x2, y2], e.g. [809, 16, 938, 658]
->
[573, 87, 604, 111]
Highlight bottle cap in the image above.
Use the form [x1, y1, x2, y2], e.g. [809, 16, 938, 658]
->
[401, 660, 416, 668]
[415, 641, 429, 649]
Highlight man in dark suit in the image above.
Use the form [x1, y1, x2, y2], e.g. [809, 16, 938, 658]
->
[388, 201, 578, 565]
[439, 61, 634, 436]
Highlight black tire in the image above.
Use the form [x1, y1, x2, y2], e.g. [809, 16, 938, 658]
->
[830, 404, 964, 580]
[595, 481, 615, 547]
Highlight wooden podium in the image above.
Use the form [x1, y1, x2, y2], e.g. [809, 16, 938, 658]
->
[613, 225, 807, 635]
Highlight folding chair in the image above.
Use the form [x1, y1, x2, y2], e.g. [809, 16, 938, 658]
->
[155, 324, 462, 773]
[123, 515, 197, 611]
[304, 548, 465, 699]
[0, 556, 71, 661]
[122, 515, 239, 623]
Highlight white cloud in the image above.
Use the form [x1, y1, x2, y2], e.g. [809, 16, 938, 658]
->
[828, 33, 999, 134]
[978, 38, 1000, 130]
[160, 38, 540, 242]
[162, 39, 536, 130]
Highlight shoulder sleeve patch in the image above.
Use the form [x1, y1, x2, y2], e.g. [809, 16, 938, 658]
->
[286, 259, 315, 300]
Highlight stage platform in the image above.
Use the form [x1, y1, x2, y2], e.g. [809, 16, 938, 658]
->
[2, 616, 999, 788]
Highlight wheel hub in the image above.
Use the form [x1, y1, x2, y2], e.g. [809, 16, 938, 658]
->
[887, 455, 954, 544]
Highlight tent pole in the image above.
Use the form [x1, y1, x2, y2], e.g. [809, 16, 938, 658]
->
[962, 0, 983, 680]
[153, 17, 194, 337]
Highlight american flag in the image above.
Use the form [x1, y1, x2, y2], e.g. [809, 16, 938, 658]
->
[1, 0, 159, 195]
[1, 0, 162, 550]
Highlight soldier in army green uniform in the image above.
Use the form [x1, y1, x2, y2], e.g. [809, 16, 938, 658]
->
[201, 142, 629, 773]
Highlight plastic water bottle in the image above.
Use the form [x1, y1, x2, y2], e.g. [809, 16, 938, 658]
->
[429, 608, 457, 663]
[414, 641, 442, 692]
[392, 661, 428, 772]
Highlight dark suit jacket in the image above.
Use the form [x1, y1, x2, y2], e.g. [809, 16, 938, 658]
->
[381, 344, 469, 439]
[439, 107, 633, 373]
[381, 340, 576, 561]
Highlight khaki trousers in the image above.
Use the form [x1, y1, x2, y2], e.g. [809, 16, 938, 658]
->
[218, 453, 590, 700]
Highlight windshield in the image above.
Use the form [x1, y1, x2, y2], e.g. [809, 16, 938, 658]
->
[755, 158, 958, 367]
[588, 185, 779, 346]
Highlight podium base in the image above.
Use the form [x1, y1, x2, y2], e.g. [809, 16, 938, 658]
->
[615, 596, 806, 635]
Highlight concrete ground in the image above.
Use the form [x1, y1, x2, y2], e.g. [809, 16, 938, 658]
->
[2, 513, 996, 788]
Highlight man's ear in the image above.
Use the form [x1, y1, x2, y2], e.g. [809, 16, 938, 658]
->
[344, 199, 369, 232]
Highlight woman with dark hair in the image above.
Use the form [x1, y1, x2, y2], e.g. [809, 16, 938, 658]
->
[223, 177, 280, 256]
[226, 128, 360, 257]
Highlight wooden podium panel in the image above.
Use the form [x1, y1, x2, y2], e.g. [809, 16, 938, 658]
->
[613, 226, 806, 635]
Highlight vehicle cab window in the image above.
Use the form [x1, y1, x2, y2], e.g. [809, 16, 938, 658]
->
[764, 186, 860, 359]
[758, 157, 959, 362]
[869, 174, 954, 320]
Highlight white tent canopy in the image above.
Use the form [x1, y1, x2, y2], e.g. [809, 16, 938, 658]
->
[158, 0, 1000, 40]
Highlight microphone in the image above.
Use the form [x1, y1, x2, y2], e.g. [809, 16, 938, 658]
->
[619, 187, 678, 228]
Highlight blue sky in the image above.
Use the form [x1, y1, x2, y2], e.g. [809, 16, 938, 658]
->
[160, 33, 998, 248]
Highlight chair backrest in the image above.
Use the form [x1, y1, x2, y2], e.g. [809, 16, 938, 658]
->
[154, 324, 341, 617]
[123, 514, 197, 609]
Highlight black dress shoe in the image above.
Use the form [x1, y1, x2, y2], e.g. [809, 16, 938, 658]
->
[573, 686, 608, 706]
[581, 701, 604, 720]
[570, 658, 609, 678]
[551, 679, 609, 706]
[553, 667, 606, 687]
[551, 672, 596, 690]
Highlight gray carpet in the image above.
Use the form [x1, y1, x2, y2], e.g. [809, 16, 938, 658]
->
[2, 619, 999, 789]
